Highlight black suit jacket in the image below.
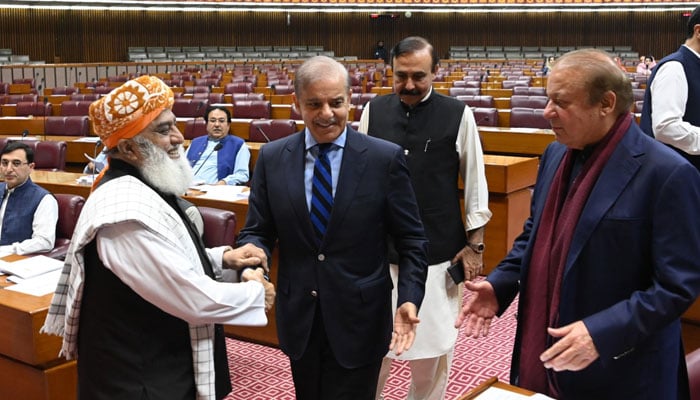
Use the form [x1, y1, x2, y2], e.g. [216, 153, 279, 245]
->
[238, 127, 428, 368]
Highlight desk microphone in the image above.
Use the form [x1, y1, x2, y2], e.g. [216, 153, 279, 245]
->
[196, 101, 206, 117]
[21, 129, 29, 141]
[42, 97, 49, 141]
[193, 142, 223, 177]
[254, 124, 271, 142]
[92, 139, 102, 180]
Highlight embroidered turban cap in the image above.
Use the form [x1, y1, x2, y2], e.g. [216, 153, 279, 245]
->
[89, 75, 174, 150]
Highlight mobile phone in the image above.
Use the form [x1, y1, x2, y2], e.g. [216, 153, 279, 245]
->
[446, 262, 465, 284]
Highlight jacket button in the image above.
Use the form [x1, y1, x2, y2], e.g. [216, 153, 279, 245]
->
[317, 254, 325, 261]
[310, 290, 318, 297]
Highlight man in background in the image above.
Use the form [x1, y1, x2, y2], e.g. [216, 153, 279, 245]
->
[359, 36, 491, 400]
[42, 76, 275, 400]
[237, 56, 428, 400]
[0, 141, 58, 255]
[186, 105, 250, 185]
[459, 49, 700, 399]
[640, 5, 700, 169]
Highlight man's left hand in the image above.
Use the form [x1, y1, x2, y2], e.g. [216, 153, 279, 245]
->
[540, 320, 600, 371]
[390, 302, 420, 356]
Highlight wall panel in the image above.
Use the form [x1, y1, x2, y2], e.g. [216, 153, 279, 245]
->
[0, 9, 690, 64]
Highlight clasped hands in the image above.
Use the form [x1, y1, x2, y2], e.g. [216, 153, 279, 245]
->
[223, 243, 276, 312]
[455, 280, 599, 372]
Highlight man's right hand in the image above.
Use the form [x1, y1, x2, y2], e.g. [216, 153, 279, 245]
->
[455, 280, 499, 338]
[223, 243, 268, 271]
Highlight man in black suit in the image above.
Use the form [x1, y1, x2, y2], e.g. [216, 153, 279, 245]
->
[237, 55, 428, 400]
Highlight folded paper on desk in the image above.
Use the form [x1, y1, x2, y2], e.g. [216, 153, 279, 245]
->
[5, 269, 61, 296]
[0, 255, 63, 279]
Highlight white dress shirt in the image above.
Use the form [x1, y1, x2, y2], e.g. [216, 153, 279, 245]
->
[649, 45, 700, 154]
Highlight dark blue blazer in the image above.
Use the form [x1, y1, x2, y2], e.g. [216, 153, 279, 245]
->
[488, 121, 700, 399]
[238, 127, 428, 368]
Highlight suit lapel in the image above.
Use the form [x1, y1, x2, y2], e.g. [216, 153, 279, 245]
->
[564, 130, 643, 278]
[283, 134, 318, 243]
[323, 129, 368, 244]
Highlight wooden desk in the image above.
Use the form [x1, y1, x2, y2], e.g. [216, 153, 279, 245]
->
[457, 376, 534, 399]
[0, 257, 77, 400]
[0, 116, 45, 135]
[480, 126, 555, 157]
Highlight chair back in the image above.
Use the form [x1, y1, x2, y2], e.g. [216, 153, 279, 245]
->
[249, 119, 297, 142]
[232, 100, 271, 119]
[16, 101, 52, 117]
[456, 95, 494, 108]
[70, 93, 101, 101]
[510, 107, 550, 129]
[51, 86, 79, 96]
[513, 86, 546, 96]
[510, 95, 548, 109]
[193, 92, 225, 104]
[471, 107, 499, 127]
[184, 119, 208, 140]
[32, 141, 67, 171]
[449, 87, 480, 97]
[172, 98, 208, 118]
[687, 348, 700, 400]
[44, 116, 89, 137]
[47, 193, 85, 260]
[2, 94, 38, 104]
[232, 93, 264, 102]
[199, 206, 237, 248]
[224, 82, 254, 94]
[273, 85, 295, 95]
[60, 100, 92, 116]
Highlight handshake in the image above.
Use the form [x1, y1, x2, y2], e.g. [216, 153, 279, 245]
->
[222, 243, 276, 312]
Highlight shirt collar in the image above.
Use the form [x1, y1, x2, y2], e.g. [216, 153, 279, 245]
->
[304, 126, 347, 152]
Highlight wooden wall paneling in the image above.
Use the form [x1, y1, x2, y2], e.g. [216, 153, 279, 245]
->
[0, 9, 693, 66]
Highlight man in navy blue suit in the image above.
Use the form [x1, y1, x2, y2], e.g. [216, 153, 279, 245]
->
[237, 56, 428, 400]
[457, 49, 700, 399]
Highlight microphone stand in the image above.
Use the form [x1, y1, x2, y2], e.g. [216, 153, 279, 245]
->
[92, 139, 102, 182]
[254, 124, 271, 142]
[193, 142, 223, 178]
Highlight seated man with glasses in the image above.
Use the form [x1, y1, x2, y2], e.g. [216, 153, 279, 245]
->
[0, 141, 58, 255]
[186, 105, 250, 186]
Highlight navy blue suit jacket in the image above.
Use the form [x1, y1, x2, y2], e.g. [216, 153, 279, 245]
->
[488, 121, 700, 399]
[238, 127, 428, 368]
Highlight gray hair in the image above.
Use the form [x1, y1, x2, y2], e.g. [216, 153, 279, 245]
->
[554, 48, 634, 115]
[294, 56, 350, 96]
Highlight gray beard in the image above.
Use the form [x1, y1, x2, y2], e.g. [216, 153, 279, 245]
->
[132, 136, 193, 196]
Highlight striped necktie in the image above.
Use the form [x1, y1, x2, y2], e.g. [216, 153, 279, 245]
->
[310, 143, 333, 243]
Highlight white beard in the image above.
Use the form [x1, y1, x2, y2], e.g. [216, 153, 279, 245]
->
[133, 136, 193, 196]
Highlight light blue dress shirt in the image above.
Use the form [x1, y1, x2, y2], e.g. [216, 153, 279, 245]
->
[304, 128, 346, 211]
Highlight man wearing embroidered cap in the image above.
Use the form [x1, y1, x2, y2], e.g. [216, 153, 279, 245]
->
[42, 75, 275, 400]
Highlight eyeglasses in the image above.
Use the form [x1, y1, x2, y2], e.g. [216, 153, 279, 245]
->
[0, 160, 29, 168]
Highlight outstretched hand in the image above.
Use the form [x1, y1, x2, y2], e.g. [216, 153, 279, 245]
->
[455, 280, 498, 338]
[390, 302, 420, 356]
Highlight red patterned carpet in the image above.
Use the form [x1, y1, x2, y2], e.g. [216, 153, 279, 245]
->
[224, 289, 519, 400]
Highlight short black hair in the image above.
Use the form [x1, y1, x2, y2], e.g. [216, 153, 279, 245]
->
[687, 5, 700, 39]
[1, 141, 33, 163]
[205, 105, 231, 122]
[391, 36, 439, 72]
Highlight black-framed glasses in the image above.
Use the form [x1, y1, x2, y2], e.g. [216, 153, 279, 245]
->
[0, 160, 29, 168]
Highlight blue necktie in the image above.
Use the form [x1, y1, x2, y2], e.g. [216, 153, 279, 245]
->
[310, 143, 333, 243]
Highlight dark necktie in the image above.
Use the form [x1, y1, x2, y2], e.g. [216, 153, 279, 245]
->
[310, 143, 333, 243]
